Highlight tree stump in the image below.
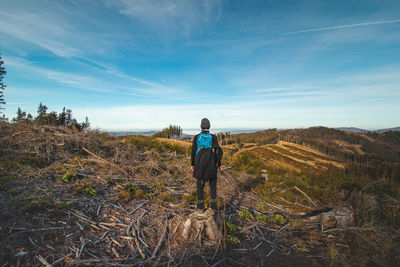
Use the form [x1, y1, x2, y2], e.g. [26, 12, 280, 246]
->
[320, 208, 354, 230]
[169, 208, 221, 247]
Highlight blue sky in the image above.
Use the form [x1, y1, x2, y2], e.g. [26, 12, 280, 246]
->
[1, 0, 399, 131]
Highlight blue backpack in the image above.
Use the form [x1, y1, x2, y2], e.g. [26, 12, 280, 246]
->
[196, 132, 213, 155]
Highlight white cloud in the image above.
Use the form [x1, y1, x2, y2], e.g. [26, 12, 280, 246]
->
[112, 0, 223, 38]
[285, 18, 400, 35]
[0, 7, 81, 57]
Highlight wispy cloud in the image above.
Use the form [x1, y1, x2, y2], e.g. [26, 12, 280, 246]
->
[285, 19, 400, 35]
[0, 7, 81, 57]
[6, 57, 113, 93]
[112, 0, 222, 39]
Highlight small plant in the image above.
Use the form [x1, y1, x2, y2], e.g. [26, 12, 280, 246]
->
[134, 189, 145, 199]
[83, 187, 96, 197]
[270, 213, 286, 225]
[58, 169, 77, 183]
[26, 198, 51, 212]
[297, 246, 310, 253]
[226, 222, 241, 233]
[227, 234, 241, 247]
[256, 215, 268, 223]
[53, 200, 72, 210]
[257, 201, 269, 211]
[182, 191, 197, 206]
[146, 184, 154, 190]
[120, 182, 138, 200]
[158, 191, 176, 204]
[75, 183, 97, 197]
[239, 209, 255, 220]
[146, 192, 156, 200]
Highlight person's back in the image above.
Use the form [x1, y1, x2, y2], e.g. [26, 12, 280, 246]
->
[191, 118, 223, 210]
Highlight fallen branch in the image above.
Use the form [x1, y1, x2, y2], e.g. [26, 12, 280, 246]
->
[82, 147, 128, 176]
[128, 200, 150, 215]
[37, 255, 52, 267]
[152, 216, 169, 258]
[294, 186, 317, 207]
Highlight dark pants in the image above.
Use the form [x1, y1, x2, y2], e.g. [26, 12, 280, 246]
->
[197, 178, 217, 209]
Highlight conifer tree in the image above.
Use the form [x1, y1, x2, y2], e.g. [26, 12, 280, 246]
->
[0, 54, 6, 111]
[58, 107, 66, 126]
[65, 109, 73, 127]
[36, 103, 48, 125]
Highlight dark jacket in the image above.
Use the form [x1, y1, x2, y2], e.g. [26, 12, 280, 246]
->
[191, 131, 223, 180]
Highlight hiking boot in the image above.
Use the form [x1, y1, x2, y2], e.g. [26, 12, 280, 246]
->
[197, 200, 204, 210]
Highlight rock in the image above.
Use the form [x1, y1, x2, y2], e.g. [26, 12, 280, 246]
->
[320, 208, 354, 230]
[169, 209, 221, 247]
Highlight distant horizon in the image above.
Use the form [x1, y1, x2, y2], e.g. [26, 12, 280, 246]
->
[1, 1, 399, 129]
[102, 125, 400, 134]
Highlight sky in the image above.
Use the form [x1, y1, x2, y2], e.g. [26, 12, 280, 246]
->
[0, 0, 399, 131]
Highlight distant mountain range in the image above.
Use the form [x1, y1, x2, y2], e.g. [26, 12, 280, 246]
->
[336, 127, 400, 133]
[107, 127, 400, 137]
[107, 131, 156, 136]
[106, 128, 261, 137]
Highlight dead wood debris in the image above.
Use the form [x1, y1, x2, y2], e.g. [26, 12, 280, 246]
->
[1, 123, 398, 266]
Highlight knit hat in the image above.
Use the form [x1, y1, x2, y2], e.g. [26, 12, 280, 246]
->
[200, 118, 210, 129]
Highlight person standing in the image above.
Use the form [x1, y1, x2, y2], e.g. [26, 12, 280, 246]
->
[191, 118, 223, 210]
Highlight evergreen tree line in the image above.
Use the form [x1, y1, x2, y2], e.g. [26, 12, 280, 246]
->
[10, 103, 90, 131]
[153, 124, 182, 139]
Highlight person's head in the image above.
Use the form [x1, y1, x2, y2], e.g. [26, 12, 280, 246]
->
[200, 118, 210, 130]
